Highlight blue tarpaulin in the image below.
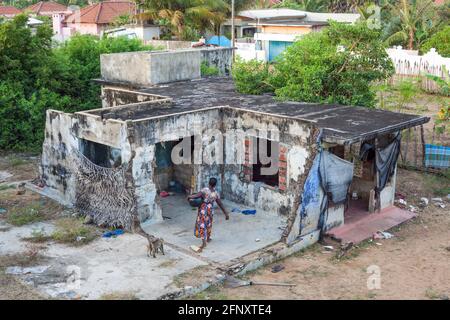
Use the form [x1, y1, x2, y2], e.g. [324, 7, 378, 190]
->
[298, 150, 354, 234]
[206, 35, 231, 47]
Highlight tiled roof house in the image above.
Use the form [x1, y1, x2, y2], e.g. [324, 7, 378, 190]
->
[64, 1, 135, 35]
[0, 5, 21, 17]
[25, 1, 68, 16]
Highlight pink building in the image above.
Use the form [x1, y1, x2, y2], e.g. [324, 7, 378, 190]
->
[63, 1, 135, 36]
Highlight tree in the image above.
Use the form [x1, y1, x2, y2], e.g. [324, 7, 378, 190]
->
[270, 22, 394, 107]
[232, 22, 394, 108]
[139, 0, 228, 40]
[272, 0, 328, 12]
[383, 0, 439, 50]
[420, 25, 450, 57]
[0, 15, 155, 151]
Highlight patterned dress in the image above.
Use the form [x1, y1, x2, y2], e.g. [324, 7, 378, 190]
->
[194, 187, 220, 240]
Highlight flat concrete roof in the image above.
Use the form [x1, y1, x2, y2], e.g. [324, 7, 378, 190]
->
[95, 77, 429, 144]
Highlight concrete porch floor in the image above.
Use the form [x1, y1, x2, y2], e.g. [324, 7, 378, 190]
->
[326, 204, 417, 244]
[143, 195, 286, 264]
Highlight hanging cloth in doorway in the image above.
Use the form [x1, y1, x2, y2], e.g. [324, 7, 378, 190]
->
[375, 132, 401, 193]
[319, 151, 354, 205]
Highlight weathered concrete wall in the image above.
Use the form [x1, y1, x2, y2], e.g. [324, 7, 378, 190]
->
[100, 48, 233, 86]
[130, 108, 223, 222]
[200, 47, 233, 76]
[101, 52, 152, 86]
[145, 39, 192, 50]
[41, 110, 131, 207]
[100, 50, 202, 86]
[149, 50, 202, 84]
[222, 108, 313, 216]
[101, 87, 167, 108]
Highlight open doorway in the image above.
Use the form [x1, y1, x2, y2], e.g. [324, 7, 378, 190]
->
[154, 136, 196, 221]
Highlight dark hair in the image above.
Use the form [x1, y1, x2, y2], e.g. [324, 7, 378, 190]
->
[209, 177, 217, 188]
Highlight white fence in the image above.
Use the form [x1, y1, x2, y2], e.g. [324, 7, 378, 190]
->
[386, 47, 449, 92]
[235, 42, 266, 61]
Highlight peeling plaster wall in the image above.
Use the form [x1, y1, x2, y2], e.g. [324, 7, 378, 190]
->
[41, 110, 131, 208]
[130, 108, 224, 221]
[100, 50, 202, 86]
[101, 87, 167, 108]
[222, 108, 313, 216]
[200, 47, 233, 76]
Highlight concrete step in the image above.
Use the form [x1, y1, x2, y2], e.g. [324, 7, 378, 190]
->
[325, 206, 416, 245]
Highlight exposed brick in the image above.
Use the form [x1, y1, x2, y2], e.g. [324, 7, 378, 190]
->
[279, 160, 287, 168]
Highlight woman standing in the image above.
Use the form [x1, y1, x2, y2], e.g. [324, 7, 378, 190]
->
[188, 177, 230, 252]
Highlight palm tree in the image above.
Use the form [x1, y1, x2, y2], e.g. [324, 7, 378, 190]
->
[137, 0, 228, 40]
[384, 0, 436, 50]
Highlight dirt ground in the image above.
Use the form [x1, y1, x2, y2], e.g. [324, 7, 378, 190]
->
[0, 156, 449, 300]
[195, 169, 450, 300]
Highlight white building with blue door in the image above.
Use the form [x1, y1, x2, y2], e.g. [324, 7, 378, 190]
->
[234, 9, 360, 62]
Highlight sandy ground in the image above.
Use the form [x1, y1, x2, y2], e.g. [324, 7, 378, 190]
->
[0, 156, 448, 300]
[196, 169, 450, 300]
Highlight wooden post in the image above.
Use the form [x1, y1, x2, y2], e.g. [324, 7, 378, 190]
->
[413, 126, 418, 168]
[420, 125, 426, 169]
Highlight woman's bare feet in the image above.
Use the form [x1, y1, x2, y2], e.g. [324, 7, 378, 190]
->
[207, 237, 212, 243]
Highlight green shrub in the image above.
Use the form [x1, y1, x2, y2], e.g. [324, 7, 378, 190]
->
[420, 26, 450, 57]
[6, 203, 47, 226]
[0, 15, 158, 152]
[231, 57, 272, 95]
[232, 22, 394, 108]
[200, 62, 219, 77]
[51, 218, 98, 246]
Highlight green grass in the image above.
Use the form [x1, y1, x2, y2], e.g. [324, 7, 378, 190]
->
[7, 156, 28, 167]
[200, 62, 220, 77]
[50, 218, 99, 246]
[0, 185, 14, 191]
[423, 169, 450, 196]
[6, 203, 47, 226]
[190, 284, 229, 300]
[425, 287, 443, 300]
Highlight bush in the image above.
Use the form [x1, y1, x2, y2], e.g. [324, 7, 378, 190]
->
[200, 62, 219, 77]
[6, 203, 47, 226]
[232, 22, 394, 108]
[231, 57, 272, 95]
[0, 15, 157, 151]
[51, 218, 99, 246]
[420, 26, 450, 57]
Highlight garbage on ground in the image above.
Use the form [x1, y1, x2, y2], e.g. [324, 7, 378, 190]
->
[76, 236, 86, 242]
[420, 197, 429, 206]
[373, 231, 394, 240]
[323, 245, 334, 251]
[396, 198, 407, 207]
[160, 191, 169, 197]
[0, 208, 6, 214]
[431, 197, 446, 209]
[190, 245, 201, 253]
[231, 208, 257, 215]
[102, 229, 124, 238]
[271, 264, 285, 273]
[408, 205, 418, 213]
[255, 238, 260, 242]
[5, 265, 49, 275]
